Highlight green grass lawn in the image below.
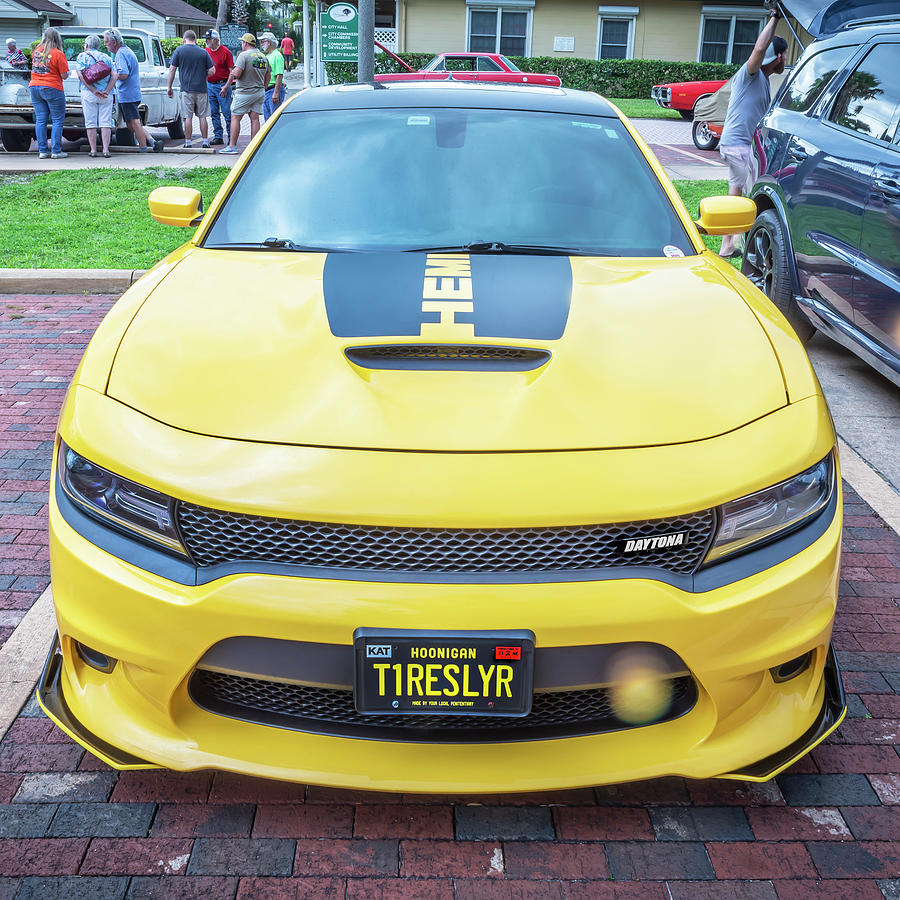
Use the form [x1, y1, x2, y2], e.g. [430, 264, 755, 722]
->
[0, 168, 229, 270]
[673, 178, 729, 258]
[0, 170, 730, 269]
[609, 98, 682, 120]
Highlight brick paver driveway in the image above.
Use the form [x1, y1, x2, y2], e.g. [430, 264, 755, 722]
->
[1, 294, 898, 899]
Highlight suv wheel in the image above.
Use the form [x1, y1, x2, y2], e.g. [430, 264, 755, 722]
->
[742, 209, 815, 343]
[692, 120, 719, 151]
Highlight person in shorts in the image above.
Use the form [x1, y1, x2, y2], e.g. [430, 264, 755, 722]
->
[717, 9, 786, 258]
[280, 34, 294, 71]
[74, 34, 116, 157]
[167, 30, 215, 148]
[103, 28, 162, 152]
[218, 33, 269, 155]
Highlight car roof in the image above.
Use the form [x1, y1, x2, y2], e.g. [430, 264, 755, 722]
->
[57, 26, 155, 36]
[283, 81, 620, 117]
[809, 19, 900, 49]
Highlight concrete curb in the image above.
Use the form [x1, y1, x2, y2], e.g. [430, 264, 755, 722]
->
[0, 586, 54, 741]
[0, 268, 146, 294]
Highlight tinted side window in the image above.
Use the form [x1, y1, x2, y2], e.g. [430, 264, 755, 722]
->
[829, 43, 900, 142]
[779, 46, 852, 112]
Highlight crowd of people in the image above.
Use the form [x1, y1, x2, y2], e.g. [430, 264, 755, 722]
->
[3, 27, 295, 158]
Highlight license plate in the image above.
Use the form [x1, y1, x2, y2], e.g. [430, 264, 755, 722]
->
[354, 628, 535, 716]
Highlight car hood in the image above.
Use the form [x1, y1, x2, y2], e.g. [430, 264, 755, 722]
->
[106, 249, 787, 451]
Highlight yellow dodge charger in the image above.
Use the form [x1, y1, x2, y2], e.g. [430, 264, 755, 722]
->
[40, 82, 845, 792]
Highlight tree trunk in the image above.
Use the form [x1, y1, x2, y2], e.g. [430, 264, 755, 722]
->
[216, 0, 228, 29]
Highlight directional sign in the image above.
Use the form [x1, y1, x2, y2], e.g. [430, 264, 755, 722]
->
[322, 2, 359, 62]
[219, 24, 244, 53]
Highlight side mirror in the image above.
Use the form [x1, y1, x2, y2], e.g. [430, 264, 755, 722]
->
[695, 196, 756, 235]
[148, 187, 203, 227]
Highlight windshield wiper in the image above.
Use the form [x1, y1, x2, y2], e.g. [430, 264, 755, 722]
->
[404, 240, 591, 256]
[205, 238, 333, 252]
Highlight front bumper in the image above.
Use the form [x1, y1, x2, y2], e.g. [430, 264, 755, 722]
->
[44, 477, 844, 792]
[38, 629, 846, 784]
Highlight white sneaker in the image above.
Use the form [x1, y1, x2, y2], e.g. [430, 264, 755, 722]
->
[218, 146, 240, 154]
[50, 152, 68, 159]
[38, 151, 50, 159]
[183, 141, 192, 148]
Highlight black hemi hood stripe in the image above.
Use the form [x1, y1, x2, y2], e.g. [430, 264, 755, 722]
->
[323, 252, 573, 340]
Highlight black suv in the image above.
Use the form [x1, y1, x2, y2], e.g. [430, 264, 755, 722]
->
[744, 13, 900, 386]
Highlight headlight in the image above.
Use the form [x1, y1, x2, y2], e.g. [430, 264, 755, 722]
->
[58, 442, 188, 557]
[705, 452, 835, 564]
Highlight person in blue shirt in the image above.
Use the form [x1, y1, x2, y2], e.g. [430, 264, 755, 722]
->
[102, 28, 163, 152]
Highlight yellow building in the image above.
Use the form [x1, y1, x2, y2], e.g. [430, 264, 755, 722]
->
[376, 0, 800, 64]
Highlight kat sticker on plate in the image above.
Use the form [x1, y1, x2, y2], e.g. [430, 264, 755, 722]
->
[663, 245, 685, 258]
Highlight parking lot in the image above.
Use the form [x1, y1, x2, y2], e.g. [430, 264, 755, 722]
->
[0, 289, 897, 898]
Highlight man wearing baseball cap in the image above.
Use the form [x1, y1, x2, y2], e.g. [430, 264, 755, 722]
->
[717, 8, 787, 258]
[259, 32, 285, 121]
[204, 29, 233, 146]
[218, 33, 269, 155]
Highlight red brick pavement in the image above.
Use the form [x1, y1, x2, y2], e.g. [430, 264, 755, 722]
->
[0, 293, 898, 898]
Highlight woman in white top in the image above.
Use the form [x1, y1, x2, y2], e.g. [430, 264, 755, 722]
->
[74, 34, 116, 157]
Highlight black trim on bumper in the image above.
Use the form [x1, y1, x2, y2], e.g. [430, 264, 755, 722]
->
[55, 469, 839, 592]
[725, 644, 846, 780]
[37, 634, 154, 769]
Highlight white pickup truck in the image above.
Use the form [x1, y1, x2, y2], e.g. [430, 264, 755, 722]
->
[0, 26, 183, 151]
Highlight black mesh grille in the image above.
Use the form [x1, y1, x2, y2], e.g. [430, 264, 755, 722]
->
[189, 668, 698, 742]
[345, 345, 551, 370]
[176, 506, 715, 575]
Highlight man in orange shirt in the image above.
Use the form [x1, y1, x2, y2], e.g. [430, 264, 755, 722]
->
[28, 27, 70, 159]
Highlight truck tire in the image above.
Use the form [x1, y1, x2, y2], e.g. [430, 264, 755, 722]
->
[114, 127, 137, 147]
[0, 128, 31, 152]
[692, 120, 719, 151]
[167, 118, 185, 140]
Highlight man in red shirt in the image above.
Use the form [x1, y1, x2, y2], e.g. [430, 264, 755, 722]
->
[280, 34, 294, 71]
[204, 29, 234, 146]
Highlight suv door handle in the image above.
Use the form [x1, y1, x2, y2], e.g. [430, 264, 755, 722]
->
[874, 177, 900, 199]
[789, 145, 808, 161]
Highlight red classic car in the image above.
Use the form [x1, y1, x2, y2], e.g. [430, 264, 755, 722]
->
[374, 51, 562, 87]
[650, 79, 728, 120]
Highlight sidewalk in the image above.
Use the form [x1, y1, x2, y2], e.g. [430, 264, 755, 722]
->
[0, 290, 898, 898]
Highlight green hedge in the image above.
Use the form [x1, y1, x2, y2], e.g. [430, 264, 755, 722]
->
[326, 53, 738, 98]
[161, 37, 206, 57]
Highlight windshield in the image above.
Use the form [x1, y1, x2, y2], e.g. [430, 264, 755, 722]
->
[203, 107, 693, 257]
[62, 35, 146, 62]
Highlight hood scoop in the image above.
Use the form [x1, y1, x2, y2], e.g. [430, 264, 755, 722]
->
[344, 344, 551, 371]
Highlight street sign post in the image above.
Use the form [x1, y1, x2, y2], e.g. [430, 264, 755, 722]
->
[321, 2, 358, 62]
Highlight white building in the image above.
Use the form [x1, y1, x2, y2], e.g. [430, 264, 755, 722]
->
[2, 0, 213, 46]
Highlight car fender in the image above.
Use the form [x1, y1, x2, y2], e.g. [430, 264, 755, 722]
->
[750, 181, 802, 298]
